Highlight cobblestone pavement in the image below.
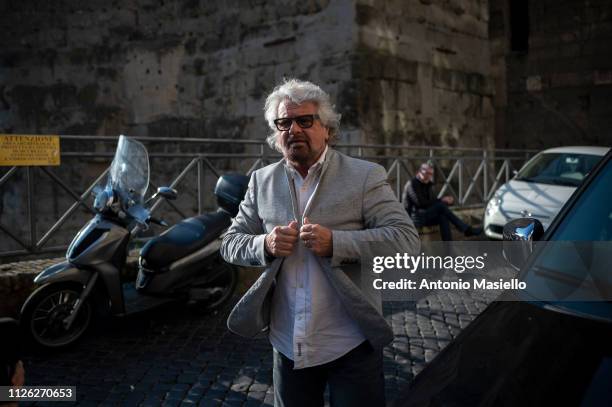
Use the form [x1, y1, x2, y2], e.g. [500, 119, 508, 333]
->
[21, 289, 496, 407]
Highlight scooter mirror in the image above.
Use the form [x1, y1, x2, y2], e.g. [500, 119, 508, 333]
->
[502, 217, 544, 271]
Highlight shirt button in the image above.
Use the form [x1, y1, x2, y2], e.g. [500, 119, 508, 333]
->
[297, 315, 303, 321]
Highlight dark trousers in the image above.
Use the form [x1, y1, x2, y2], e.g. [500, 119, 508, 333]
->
[421, 201, 469, 241]
[273, 341, 385, 407]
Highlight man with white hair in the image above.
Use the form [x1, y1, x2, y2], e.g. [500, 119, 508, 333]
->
[221, 79, 419, 406]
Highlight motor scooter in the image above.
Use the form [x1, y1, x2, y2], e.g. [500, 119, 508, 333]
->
[20, 136, 248, 348]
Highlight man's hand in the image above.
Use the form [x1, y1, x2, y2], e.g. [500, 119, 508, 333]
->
[265, 221, 299, 257]
[441, 195, 454, 205]
[300, 217, 333, 257]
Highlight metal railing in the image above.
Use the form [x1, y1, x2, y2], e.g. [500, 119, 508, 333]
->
[0, 135, 537, 258]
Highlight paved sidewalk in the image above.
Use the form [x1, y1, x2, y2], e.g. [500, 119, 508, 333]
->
[21, 289, 496, 406]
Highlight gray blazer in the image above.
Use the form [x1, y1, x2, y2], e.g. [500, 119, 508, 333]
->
[220, 148, 420, 351]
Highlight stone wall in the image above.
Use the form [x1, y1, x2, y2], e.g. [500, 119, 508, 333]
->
[0, 0, 356, 141]
[490, 0, 612, 149]
[351, 0, 495, 149]
[0, 258, 59, 318]
[5, 1, 610, 162]
[0, 1, 497, 147]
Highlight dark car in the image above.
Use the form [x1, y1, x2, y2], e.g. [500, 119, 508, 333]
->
[392, 150, 612, 407]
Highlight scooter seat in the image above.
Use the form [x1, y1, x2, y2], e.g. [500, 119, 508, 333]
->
[140, 211, 231, 270]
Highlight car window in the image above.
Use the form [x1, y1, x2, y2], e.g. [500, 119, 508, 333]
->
[549, 157, 612, 241]
[516, 153, 603, 187]
[523, 157, 612, 322]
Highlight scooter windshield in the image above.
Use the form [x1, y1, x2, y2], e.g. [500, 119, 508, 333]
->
[107, 135, 150, 204]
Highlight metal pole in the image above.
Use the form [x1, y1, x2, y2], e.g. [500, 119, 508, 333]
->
[0, 166, 18, 188]
[395, 159, 400, 199]
[0, 221, 29, 249]
[458, 159, 463, 206]
[26, 167, 36, 252]
[262, 143, 268, 167]
[483, 150, 488, 202]
[197, 158, 204, 215]
[505, 159, 510, 182]
[462, 161, 484, 205]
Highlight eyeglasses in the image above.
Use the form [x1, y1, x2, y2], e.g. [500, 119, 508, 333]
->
[273, 114, 320, 131]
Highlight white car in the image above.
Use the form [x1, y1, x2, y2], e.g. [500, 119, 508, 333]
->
[484, 146, 609, 239]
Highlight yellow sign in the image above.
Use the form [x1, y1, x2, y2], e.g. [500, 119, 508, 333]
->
[0, 135, 60, 166]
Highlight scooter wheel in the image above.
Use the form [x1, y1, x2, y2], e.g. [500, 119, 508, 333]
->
[21, 283, 92, 349]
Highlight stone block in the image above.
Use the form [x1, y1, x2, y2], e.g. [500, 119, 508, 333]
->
[549, 71, 591, 88]
[432, 67, 454, 91]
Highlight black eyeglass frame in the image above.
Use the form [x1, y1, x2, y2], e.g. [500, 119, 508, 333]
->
[273, 114, 321, 131]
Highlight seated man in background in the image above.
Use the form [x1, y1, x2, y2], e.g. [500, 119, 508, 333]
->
[403, 162, 482, 241]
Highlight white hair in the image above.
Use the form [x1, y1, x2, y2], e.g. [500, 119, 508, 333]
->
[420, 161, 434, 171]
[263, 78, 341, 151]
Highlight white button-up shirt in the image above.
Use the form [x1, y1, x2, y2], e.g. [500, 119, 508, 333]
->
[269, 146, 365, 369]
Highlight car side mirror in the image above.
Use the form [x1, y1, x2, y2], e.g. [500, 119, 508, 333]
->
[151, 187, 178, 201]
[502, 218, 545, 270]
